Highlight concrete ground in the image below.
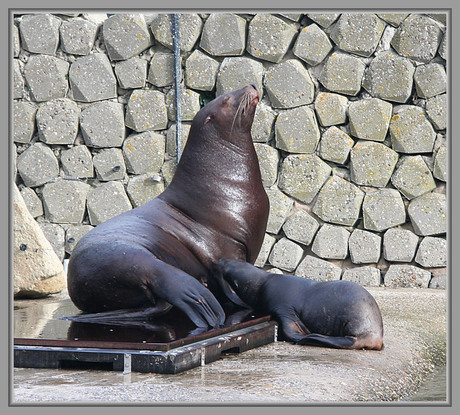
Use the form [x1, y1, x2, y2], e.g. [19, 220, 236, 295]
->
[12, 287, 447, 404]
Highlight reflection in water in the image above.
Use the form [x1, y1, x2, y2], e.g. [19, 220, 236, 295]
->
[409, 365, 447, 402]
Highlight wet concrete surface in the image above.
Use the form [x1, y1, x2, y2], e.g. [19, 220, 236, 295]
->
[12, 287, 447, 404]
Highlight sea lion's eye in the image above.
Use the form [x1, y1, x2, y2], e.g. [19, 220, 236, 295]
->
[204, 114, 213, 124]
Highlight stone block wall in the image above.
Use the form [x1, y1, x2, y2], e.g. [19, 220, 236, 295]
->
[12, 12, 448, 290]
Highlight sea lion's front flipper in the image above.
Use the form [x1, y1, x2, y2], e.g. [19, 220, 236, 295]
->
[276, 312, 312, 342]
[296, 334, 358, 349]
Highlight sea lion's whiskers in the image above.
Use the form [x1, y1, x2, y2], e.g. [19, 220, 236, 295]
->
[230, 92, 252, 134]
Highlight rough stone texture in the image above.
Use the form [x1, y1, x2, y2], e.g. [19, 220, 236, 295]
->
[319, 52, 365, 96]
[329, 13, 385, 57]
[348, 229, 381, 264]
[282, 210, 319, 246]
[247, 14, 297, 63]
[20, 186, 43, 218]
[13, 102, 36, 144]
[433, 145, 447, 182]
[312, 175, 364, 226]
[86, 181, 132, 225]
[36, 98, 80, 145]
[389, 106, 436, 154]
[39, 222, 65, 261]
[414, 63, 447, 99]
[93, 148, 126, 181]
[69, 54, 117, 102]
[408, 192, 447, 236]
[438, 32, 447, 60]
[216, 57, 264, 97]
[293, 23, 332, 66]
[362, 189, 406, 232]
[265, 186, 294, 234]
[59, 18, 97, 56]
[13, 185, 66, 298]
[254, 143, 279, 187]
[165, 124, 191, 158]
[391, 14, 443, 63]
[307, 13, 340, 29]
[123, 131, 165, 174]
[376, 13, 409, 27]
[251, 102, 276, 143]
[125, 89, 168, 132]
[362, 50, 415, 103]
[115, 57, 147, 89]
[80, 101, 126, 148]
[254, 233, 276, 268]
[342, 266, 381, 287]
[314, 93, 348, 127]
[13, 23, 20, 57]
[426, 93, 447, 131]
[65, 225, 94, 254]
[103, 14, 152, 61]
[19, 13, 61, 55]
[200, 13, 246, 56]
[317, 127, 354, 164]
[391, 156, 436, 200]
[268, 237, 304, 272]
[24, 55, 69, 102]
[17, 143, 59, 187]
[274, 106, 320, 153]
[349, 141, 398, 187]
[165, 88, 201, 122]
[60, 145, 94, 178]
[414, 237, 447, 268]
[348, 98, 392, 142]
[185, 50, 219, 91]
[13, 59, 24, 99]
[295, 255, 342, 281]
[41, 180, 91, 224]
[311, 224, 350, 260]
[147, 52, 175, 88]
[278, 154, 331, 204]
[384, 265, 431, 288]
[126, 174, 165, 207]
[383, 228, 419, 263]
[429, 274, 446, 289]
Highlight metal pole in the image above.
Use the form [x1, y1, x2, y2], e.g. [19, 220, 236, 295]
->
[171, 14, 182, 164]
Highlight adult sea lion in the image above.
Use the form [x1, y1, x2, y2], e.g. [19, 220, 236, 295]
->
[217, 259, 384, 350]
[67, 85, 269, 328]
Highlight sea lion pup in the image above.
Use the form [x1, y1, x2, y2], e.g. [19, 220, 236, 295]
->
[217, 259, 384, 350]
[67, 85, 269, 328]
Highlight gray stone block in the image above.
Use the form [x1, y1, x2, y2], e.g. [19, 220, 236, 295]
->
[184, 50, 219, 91]
[80, 101, 126, 148]
[93, 148, 126, 181]
[319, 52, 365, 96]
[307, 13, 340, 28]
[19, 13, 61, 55]
[384, 264, 431, 288]
[115, 57, 147, 89]
[125, 89, 168, 132]
[87, 181, 132, 225]
[293, 23, 332, 66]
[265, 186, 294, 234]
[17, 143, 59, 187]
[279, 14, 302, 22]
[268, 237, 304, 272]
[279, 154, 331, 204]
[36, 98, 80, 145]
[389, 106, 436, 154]
[13, 102, 37, 144]
[383, 228, 419, 262]
[20, 187, 43, 218]
[200, 13, 246, 56]
[349, 141, 398, 187]
[24, 55, 69, 102]
[274, 106, 320, 153]
[391, 156, 436, 200]
[348, 229, 381, 264]
[282, 210, 319, 246]
[426, 94, 447, 131]
[13, 24, 20, 57]
[251, 102, 276, 143]
[60, 145, 94, 178]
[13, 59, 24, 99]
[150, 14, 202, 53]
[329, 13, 385, 57]
[415, 236, 447, 268]
[147, 52, 176, 88]
[408, 192, 447, 236]
[123, 131, 165, 174]
[314, 92, 348, 127]
[312, 175, 364, 226]
[348, 98, 392, 142]
[264, 60, 315, 108]
[376, 13, 409, 27]
[342, 266, 381, 287]
[165, 88, 201, 122]
[60, 18, 98, 55]
[254, 233, 276, 268]
[39, 222, 65, 261]
[166, 123, 191, 158]
[161, 159, 176, 187]
[126, 174, 165, 207]
[295, 255, 342, 281]
[433, 145, 447, 182]
[65, 224, 94, 254]
[42, 180, 91, 224]
[103, 14, 153, 61]
[215, 57, 264, 97]
[311, 224, 350, 260]
[362, 189, 406, 232]
[317, 127, 354, 165]
[391, 14, 443, 63]
[438, 32, 447, 60]
[254, 143, 279, 187]
[362, 50, 415, 103]
[429, 274, 446, 289]
[414, 63, 447, 99]
[69, 54, 117, 102]
[247, 14, 297, 63]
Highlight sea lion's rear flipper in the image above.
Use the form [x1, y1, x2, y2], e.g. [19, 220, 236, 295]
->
[276, 314, 312, 342]
[296, 334, 358, 349]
